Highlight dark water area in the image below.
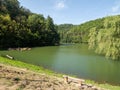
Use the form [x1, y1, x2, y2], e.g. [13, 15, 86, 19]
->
[0, 44, 120, 85]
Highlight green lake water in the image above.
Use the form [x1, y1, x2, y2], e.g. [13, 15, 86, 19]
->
[0, 44, 120, 85]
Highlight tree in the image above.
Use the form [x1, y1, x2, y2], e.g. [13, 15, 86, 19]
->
[46, 16, 60, 45]
[0, 0, 60, 48]
[5, 0, 20, 19]
[0, 14, 18, 48]
[88, 16, 120, 60]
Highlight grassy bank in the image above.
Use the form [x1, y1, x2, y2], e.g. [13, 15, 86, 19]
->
[0, 56, 120, 90]
[86, 80, 120, 90]
[0, 56, 61, 77]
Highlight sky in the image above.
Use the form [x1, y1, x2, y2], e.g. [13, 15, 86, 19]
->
[19, 0, 120, 25]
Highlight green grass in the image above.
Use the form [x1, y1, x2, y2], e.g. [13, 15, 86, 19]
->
[0, 56, 120, 90]
[0, 56, 62, 77]
[85, 79, 120, 90]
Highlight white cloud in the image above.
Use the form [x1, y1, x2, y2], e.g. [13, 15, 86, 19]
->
[55, 0, 66, 9]
[57, 2, 65, 8]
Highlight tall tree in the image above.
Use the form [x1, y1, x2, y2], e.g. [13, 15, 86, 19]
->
[46, 16, 60, 45]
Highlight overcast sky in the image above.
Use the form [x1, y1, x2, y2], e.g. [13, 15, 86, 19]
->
[19, 0, 120, 24]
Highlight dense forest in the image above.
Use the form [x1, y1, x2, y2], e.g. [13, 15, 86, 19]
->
[57, 18, 104, 43]
[57, 16, 120, 60]
[0, 0, 60, 48]
[88, 16, 120, 60]
[57, 24, 75, 43]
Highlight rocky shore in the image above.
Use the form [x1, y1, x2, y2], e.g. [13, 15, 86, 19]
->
[8, 47, 31, 51]
[0, 64, 106, 90]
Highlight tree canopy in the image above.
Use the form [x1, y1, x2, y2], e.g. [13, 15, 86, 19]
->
[57, 18, 104, 43]
[0, 0, 60, 48]
[88, 16, 120, 60]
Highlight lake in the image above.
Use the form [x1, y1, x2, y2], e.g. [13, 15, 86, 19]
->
[0, 44, 120, 85]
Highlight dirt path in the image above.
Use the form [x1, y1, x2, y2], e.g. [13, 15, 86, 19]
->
[0, 64, 106, 90]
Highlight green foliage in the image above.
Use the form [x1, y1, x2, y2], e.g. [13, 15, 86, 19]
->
[57, 24, 74, 43]
[0, 0, 60, 48]
[45, 16, 60, 45]
[57, 18, 104, 43]
[88, 16, 120, 60]
[88, 27, 98, 49]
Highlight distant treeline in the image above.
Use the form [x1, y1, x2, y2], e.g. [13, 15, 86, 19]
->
[0, 0, 60, 48]
[57, 19, 104, 43]
[57, 16, 120, 60]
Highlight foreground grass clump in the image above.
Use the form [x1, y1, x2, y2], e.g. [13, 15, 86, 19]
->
[86, 79, 120, 90]
[0, 56, 61, 77]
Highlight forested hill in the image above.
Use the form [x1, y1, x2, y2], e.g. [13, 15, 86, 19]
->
[57, 24, 75, 43]
[57, 18, 104, 43]
[57, 16, 120, 60]
[0, 0, 60, 48]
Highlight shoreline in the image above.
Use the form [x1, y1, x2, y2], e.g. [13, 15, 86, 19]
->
[0, 56, 120, 90]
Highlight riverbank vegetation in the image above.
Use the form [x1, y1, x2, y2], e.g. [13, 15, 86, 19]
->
[0, 0, 60, 49]
[57, 16, 120, 60]
[88, 16, 120, 60]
